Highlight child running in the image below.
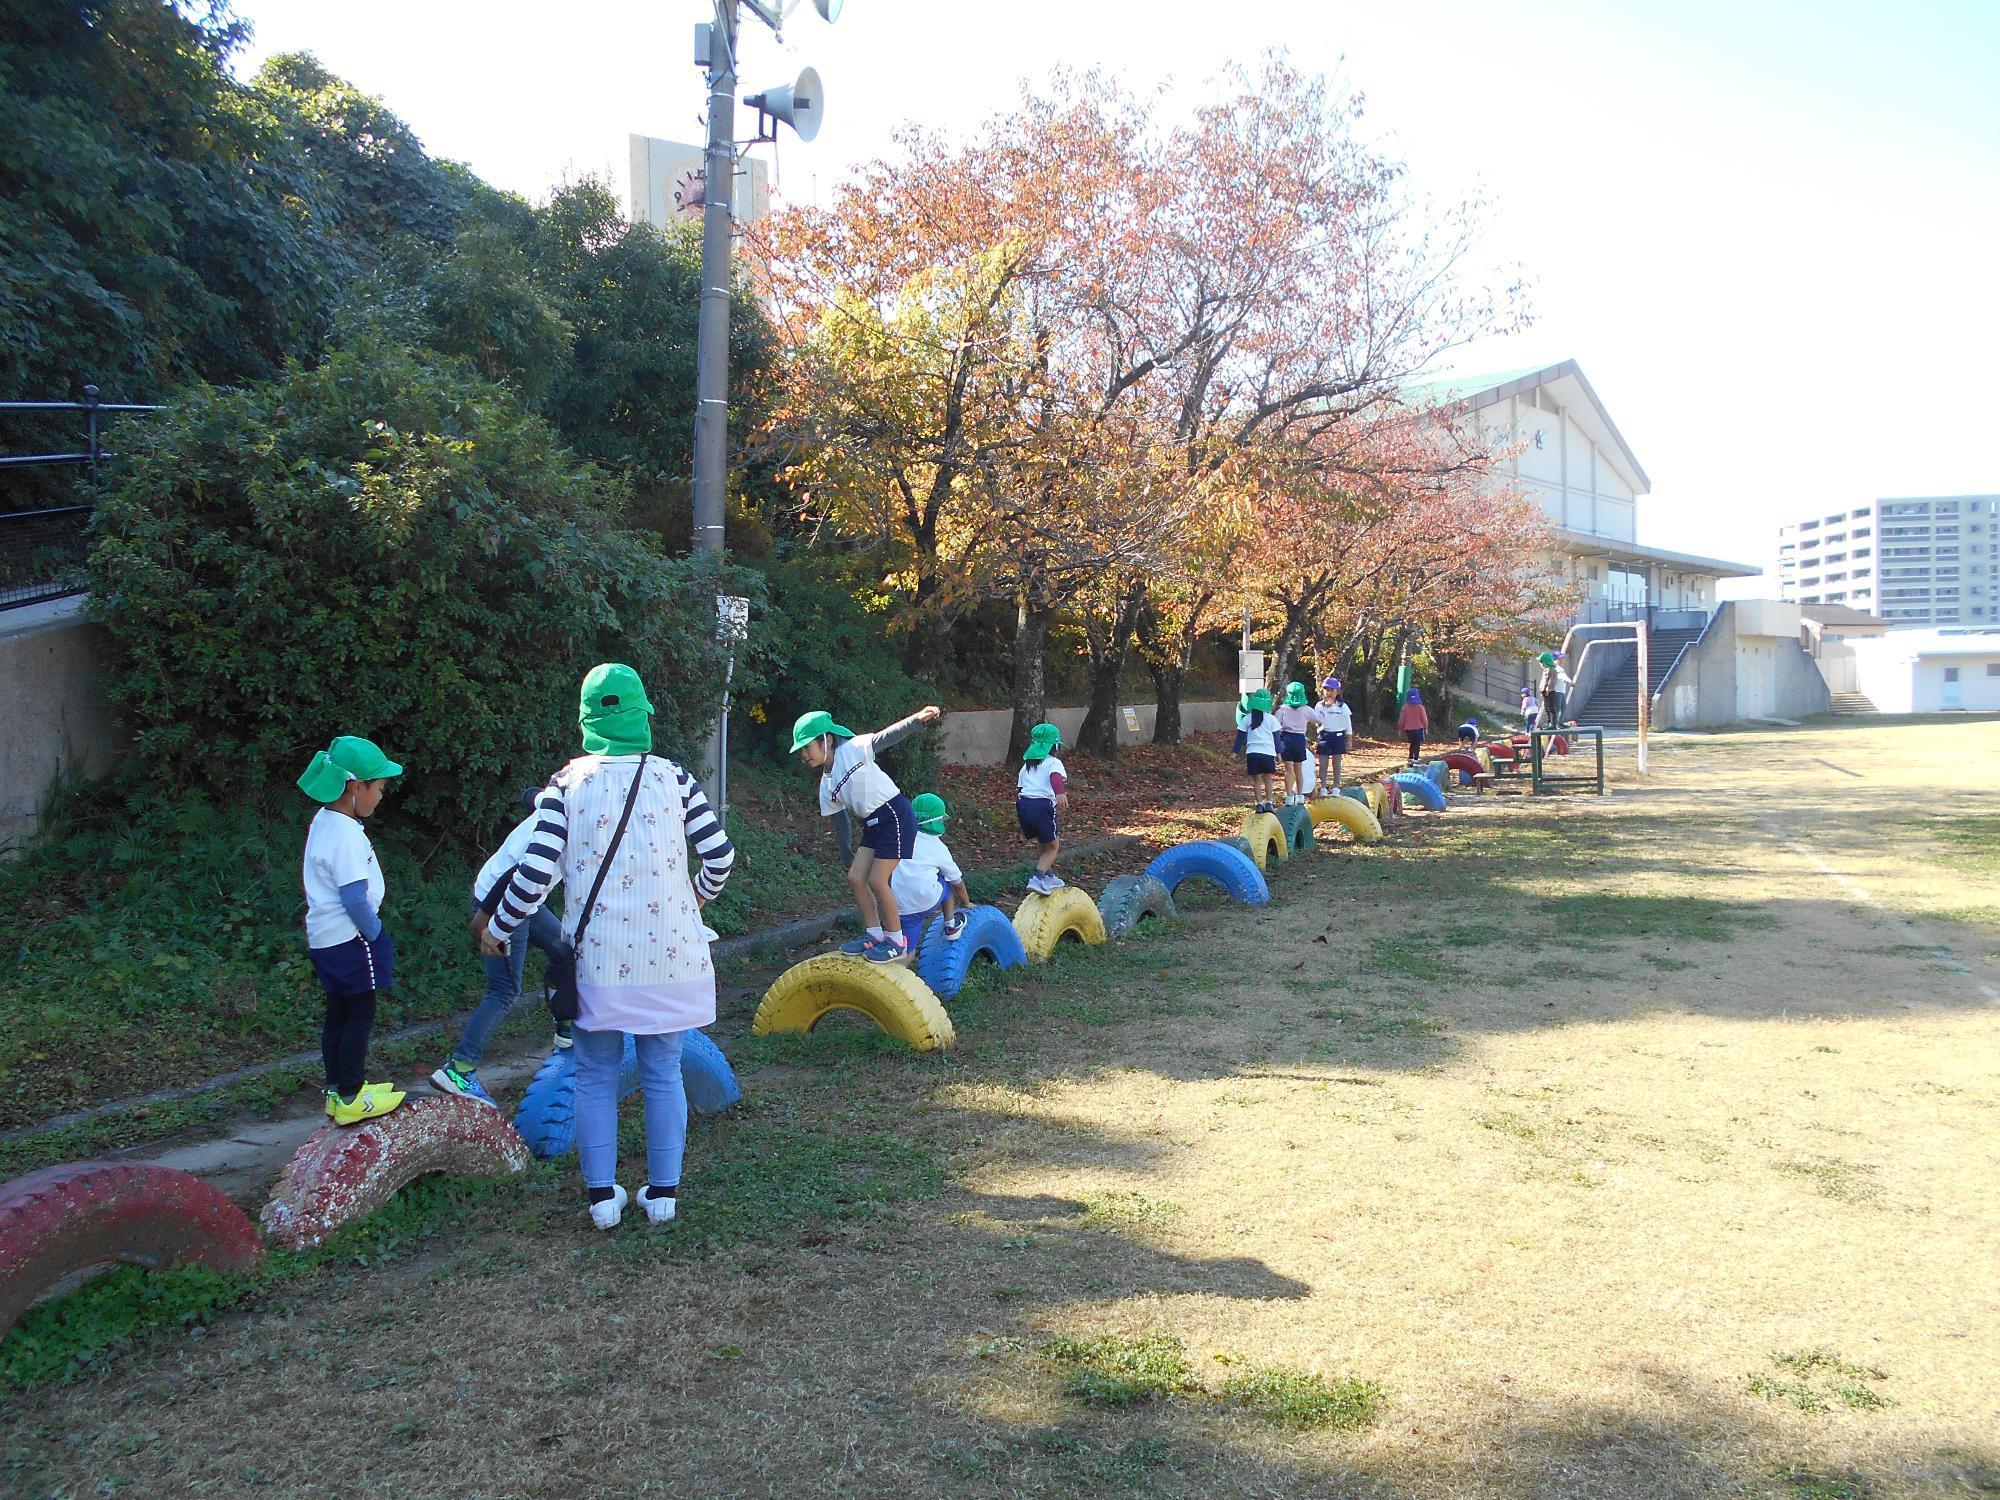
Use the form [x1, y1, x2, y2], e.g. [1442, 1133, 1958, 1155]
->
[1398, 689, 1430, 764]
[1314, 676, 1352, 792]
[297, 735, 406, 1126]
[1275, 682, 1315, 806]
[432, 788, 579, 1107]
[793, 704, 942, 964]
[891, 793, 973, 948]
[1017, 721, 1068, 894]
[1237, 688, 1279, 812]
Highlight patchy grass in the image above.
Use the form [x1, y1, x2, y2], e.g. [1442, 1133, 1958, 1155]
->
[1217, 1364, 1386, 1431]
[1078, 1191, 1181, 1232]
[1748, 1349, 1893, 1415]
[1774, 1155, 1884, 1206]
[1040, 1332, 1198, 1409]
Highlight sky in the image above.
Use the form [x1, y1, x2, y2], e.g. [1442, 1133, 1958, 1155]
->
[229, 0, 2000, 595]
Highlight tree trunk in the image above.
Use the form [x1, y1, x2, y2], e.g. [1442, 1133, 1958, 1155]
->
[1006, 597, 1051, 761]
[900, 574, 951, 682]
[1145, 654, 1186, 745]
[1268, 599, 1313, 696]
[1075, 580, 1145, 758]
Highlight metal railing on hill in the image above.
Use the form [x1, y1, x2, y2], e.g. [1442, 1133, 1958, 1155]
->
[1, 387, 161, 610]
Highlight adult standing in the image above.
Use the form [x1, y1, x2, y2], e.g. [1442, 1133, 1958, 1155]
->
[1537, 651, 1571, 729]
[483, 663, 735, 1230]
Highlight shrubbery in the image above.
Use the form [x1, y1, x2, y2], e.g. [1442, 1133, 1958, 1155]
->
[89, 340, 754, 830]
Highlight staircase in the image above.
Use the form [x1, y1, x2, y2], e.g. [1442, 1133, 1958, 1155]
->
[1571, 627, 1706, 730]
[1828, 691, 1877, 715]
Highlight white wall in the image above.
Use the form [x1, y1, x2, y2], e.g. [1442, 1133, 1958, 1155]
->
[1916, 657, 2000, 711]
[1490, 388, 1636, 542]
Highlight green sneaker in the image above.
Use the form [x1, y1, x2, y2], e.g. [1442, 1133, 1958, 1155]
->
[430, 1063, 496, 1108]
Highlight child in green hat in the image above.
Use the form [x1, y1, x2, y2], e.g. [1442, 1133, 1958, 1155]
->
[891, 793, 972, 948]
[1016, 721, 1069, 895]
[297, 735, 407, 1127]
[1236, 689, 1279, 812]
[792, 703, 942, 964]
[1275, 681, 1315, 807]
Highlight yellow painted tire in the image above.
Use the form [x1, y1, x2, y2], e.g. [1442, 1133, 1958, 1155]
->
[749, 955, 955, 1051]
[1364, 782, 1387, 819]
[1012, 887, 1108, 962]
[1236, 811, 1287, 870]
[1477, 745, 1494, 776]
[1308, 795, 1383, 843]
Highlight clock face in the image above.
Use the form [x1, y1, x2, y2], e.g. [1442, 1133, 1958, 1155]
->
[672, 166, 706, 216]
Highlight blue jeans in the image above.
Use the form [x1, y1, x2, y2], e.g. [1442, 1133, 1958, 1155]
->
[575, 1028, 687, 1191]
[451, 904, 571, 1067]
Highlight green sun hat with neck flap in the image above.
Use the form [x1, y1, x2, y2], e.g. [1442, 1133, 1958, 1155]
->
[912, 792, 948, 833]
[1537, 650, 1558, 669]
[1023, 721, 1062, 762]
[790, 709, 853, 755]
[579, 662, 654, 756]
[1284, 681, 1307, 707]
[297, 735, 402, 803]
[1244, 688, 1273, 714]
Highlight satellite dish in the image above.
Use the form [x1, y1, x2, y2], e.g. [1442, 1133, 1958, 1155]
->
[747, 66, 824, 143]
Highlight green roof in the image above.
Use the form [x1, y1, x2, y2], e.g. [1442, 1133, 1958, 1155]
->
[1399, 365, 1553, 408]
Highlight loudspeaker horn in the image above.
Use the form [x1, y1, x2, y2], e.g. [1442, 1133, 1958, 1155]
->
[747, 66, 824, 142]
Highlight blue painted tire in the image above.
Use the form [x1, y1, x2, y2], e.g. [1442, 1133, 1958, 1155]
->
[1143, 840, 1270, 906]
[1427, 760, 1448, 789]
[1388, 772, 1447, 812]
[1337, 786, 1370, 806]
[513, 1029, 739, 1160]
[915, 903, 1028, 999]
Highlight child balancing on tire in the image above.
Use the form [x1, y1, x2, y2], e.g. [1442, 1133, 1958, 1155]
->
[893, 793, 972, 949]
[296, 735, 407, 1127]
[793, 705, 942, 965]
[1017, 721, 1069, 895]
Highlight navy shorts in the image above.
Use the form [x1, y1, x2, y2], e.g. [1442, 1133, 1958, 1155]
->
[310, 930, 395, 998]
[860, 794, 918, 860]
[1017, 795, 1059, 844]
[1245, 753, 1277, 776]
[1318, 731, 1349, 755]
[1278, 730, 1309, 763]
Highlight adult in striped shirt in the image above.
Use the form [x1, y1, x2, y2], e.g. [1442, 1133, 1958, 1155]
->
[483, 663, 735, 1231]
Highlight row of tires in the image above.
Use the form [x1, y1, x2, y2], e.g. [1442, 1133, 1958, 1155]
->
[0, 764, 1458, 1336]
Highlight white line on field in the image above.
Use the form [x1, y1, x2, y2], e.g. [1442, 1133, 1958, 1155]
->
[1762, 818, 2000, 1005]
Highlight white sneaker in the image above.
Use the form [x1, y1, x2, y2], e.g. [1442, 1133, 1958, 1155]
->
[637, 1186, 678, 1225]
[588, 1184, 628, 1231]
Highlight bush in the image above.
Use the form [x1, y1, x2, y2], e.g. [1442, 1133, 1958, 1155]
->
[89, 339, 752, 831]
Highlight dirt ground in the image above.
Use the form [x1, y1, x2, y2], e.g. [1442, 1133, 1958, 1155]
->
[5, 718, 1997, 1499]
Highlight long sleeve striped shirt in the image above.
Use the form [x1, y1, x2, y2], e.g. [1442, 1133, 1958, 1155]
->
[488, 753, 734, 1032]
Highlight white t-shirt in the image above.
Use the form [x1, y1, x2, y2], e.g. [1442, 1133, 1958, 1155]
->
[817, 733, 900, 819]
[302, 809, 383, 948]
[472, 811, 565, 904]
[1017, 754, 1067, 803]
[1237, 711, 1278, 759]
[1316, 701, 1353, 736]
[1276, 704, 1312, 734]
[890, 831, 964, 916]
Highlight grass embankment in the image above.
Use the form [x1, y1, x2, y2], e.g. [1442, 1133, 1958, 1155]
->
[8, 721, 1996, 1496]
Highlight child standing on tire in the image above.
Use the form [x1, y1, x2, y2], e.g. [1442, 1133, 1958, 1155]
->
[893, 793, 973, 947]
[432, 788, 579, 1108]
[1017, 722, 1068, 895]
[794, 705, 942, 964]
[1275, 682, 1315, 807]
[297, 736, 406, 1127]
[1238, 688, 1279, 811]
[1398, 689, 1429, 764]
[1314, 677, 1352, 793]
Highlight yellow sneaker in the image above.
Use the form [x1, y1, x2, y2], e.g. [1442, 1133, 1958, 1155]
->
[328, 1081, 406, 1127]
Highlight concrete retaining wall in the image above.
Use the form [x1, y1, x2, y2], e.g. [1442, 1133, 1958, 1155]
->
[0, 598, 127, 854]
[1654, 602, 1830, 728]
[939, 700, 1237, 765]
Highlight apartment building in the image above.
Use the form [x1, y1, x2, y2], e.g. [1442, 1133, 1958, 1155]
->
[1776, 495, 2000, 626]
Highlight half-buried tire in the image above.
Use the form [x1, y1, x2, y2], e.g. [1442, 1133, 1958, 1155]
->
[260, 1094, 531, 1252]
[1143, 841, 1270, 906]
[1274, 804, 1313, 854]
[513, 1030, 741, 1160]
[0, 1163, 264, 1338]
[1309, 795, 1383, 843]
[750, 955, 956, 1051]
[1389, 772, 1447, 812]
[915, 903, 1027, 999]
[1097, 874, 1177, 939]
[1237, 811, 1288, 870]
[1013, 887, 1109, 961]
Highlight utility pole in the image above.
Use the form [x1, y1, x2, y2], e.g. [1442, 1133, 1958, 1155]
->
[691, 4, 738, 561]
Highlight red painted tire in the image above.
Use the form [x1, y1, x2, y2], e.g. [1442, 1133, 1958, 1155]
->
[0, 1163, 263, 1337]
[1552, 734, 1570, 756]
[260, 1094, 530, 1252]
[1382, 778, 1404, 817]
[1443, 751, 1483, 777]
